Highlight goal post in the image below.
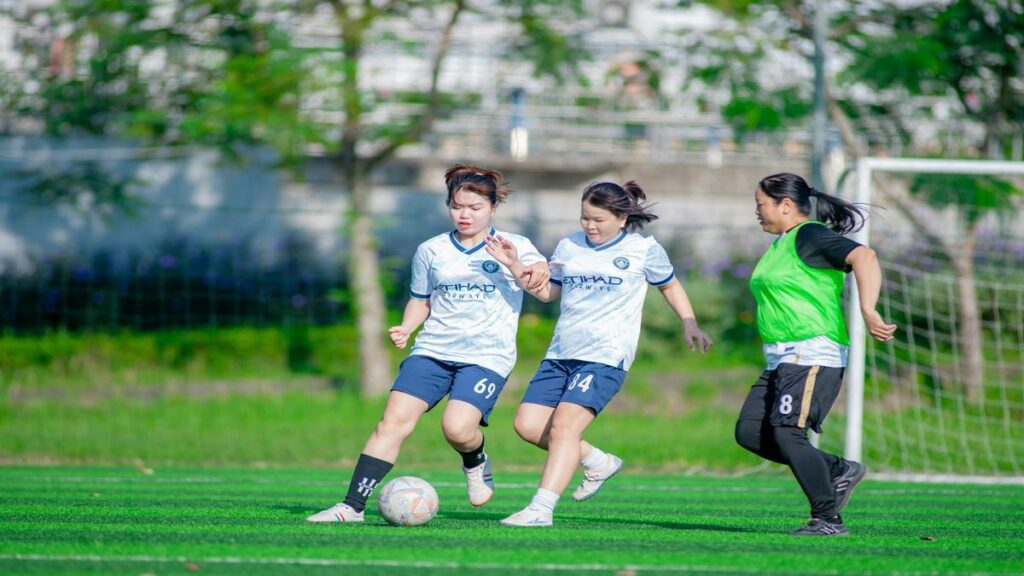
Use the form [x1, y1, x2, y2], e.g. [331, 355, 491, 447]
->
[844, 157, 1024, 475]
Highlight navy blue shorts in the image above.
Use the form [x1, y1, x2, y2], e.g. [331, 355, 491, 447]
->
[391, 355, 507, 426]
[521, 359, 626, 415]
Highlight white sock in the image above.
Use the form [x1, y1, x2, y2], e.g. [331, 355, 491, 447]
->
[529, 488, 560, 513]
[581, 446, 609, 469]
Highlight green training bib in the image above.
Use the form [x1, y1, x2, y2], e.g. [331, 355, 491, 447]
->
[749, 221, 849, 345]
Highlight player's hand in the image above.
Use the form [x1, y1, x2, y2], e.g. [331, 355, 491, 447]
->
[388, 325, 410, 349]
[484, 235, 519, 268]
[521, 262, 550, 291]
[683, 319, 714, 353]
[863, 309, 897, 342]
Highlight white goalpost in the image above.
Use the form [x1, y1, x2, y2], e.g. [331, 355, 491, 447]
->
[843, 157, 1024, 483]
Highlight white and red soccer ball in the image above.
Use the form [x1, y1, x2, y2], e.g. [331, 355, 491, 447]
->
[376, 476, 439, 526]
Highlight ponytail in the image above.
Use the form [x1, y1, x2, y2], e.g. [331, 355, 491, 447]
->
[622, 180, 648, 202]
[582, 180, 658, 231]
[758, 173, 865, 234]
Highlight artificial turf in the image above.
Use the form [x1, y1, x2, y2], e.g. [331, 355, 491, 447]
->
[1, 466, 1022, 575]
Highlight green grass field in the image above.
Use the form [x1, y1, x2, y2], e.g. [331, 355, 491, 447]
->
[2, 466, 1022, 575]
[4, 321, 1024, 575]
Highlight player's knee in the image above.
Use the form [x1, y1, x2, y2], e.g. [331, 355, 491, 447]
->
[513, 414, 545, 447]
[735, 420, 762, 454]
[440, 416, 477, 446]
[547, 418, 581, 445]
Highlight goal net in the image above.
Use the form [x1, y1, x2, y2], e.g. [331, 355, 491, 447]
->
[820, 158, 1024, 481]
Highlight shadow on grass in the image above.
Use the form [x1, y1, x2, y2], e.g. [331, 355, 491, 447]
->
[439, 510, 751, 533]
[281, 502, 753, 534]
[578, 516, 752, 533]
[438, 510, 507, 522]
[273, 504, 331, 517]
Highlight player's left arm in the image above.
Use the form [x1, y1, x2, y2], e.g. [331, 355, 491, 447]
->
[646, 239, 712, 353]
[516, 238, 552, 292]
[846, 245, 897, 342]
[658, 278, 714, 353]
[485, 235, 557, 302]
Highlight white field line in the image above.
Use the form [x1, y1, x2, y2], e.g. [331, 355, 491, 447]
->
[0, 553, 1008, 576]
[0, 553, 812, 574]
[867, 472, 1024, 486]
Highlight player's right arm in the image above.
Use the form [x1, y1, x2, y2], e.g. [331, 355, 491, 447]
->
[391, 242, 434, 349]
[388, 298, 431, 349]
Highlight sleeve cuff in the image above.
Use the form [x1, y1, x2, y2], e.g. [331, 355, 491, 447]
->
[648, 272, 675, 287]
[410, 291, 431, 300]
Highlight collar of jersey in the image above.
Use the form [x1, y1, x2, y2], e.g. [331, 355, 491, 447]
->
[585, 229, 627, 251]
[449, 227, 495, 254]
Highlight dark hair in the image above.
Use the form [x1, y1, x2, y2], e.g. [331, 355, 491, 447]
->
[757, 172, 866, 234]
[581, 180, 658, 232]
[444, 165, 510, 206]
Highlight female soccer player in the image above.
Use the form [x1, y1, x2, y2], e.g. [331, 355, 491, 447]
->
[486, 180, 714, 527]
[736, 172, 896, 536]
[307, 165, 549, 523]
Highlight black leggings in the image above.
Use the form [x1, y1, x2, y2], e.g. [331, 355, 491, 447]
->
[735, 367, 846, 519]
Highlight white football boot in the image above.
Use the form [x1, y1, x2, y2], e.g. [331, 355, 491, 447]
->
[572, 453, 624, 502]
[306, 502, 364, 523]
[463, 454, 495, 507]
[500, 505, 553, 527]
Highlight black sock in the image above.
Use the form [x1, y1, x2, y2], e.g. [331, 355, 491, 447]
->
[827, 456, 847, 480]
[458, 435, 486, 469]
[342, 453, 393, 513]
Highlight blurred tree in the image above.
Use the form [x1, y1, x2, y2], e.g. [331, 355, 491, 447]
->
[682, 0, 1024, 401]
[681, 1, 1023, 158]
[0, 0, 584, 396]
[838, 0, 1024, 159]
[682, 24, 811, 144]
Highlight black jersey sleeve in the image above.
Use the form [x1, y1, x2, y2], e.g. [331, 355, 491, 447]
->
[795, 223, 861, 271]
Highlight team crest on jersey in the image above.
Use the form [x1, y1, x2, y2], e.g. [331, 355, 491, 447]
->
[482, 260, 500, 273]
[613, 257, 630, 270]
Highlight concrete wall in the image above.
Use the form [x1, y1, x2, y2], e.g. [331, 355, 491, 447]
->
[0, 138, 809, 274]
[5, 138, 1019, 278]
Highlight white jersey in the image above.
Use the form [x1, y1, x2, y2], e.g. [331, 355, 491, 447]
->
[408, 227, 545, 376]
[546, 230, 675, 371]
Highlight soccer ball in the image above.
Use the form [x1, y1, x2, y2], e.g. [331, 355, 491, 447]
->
[376, 476, 439, 526]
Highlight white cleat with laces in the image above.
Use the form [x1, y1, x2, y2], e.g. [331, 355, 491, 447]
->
[572, 453, 624, 502]
[463, 454, 495, 507]
[500, 505, 553, 527]
[306, 502, 364, 523]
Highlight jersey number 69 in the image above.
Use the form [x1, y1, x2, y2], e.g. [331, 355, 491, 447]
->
[473, 378, 497, 399]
